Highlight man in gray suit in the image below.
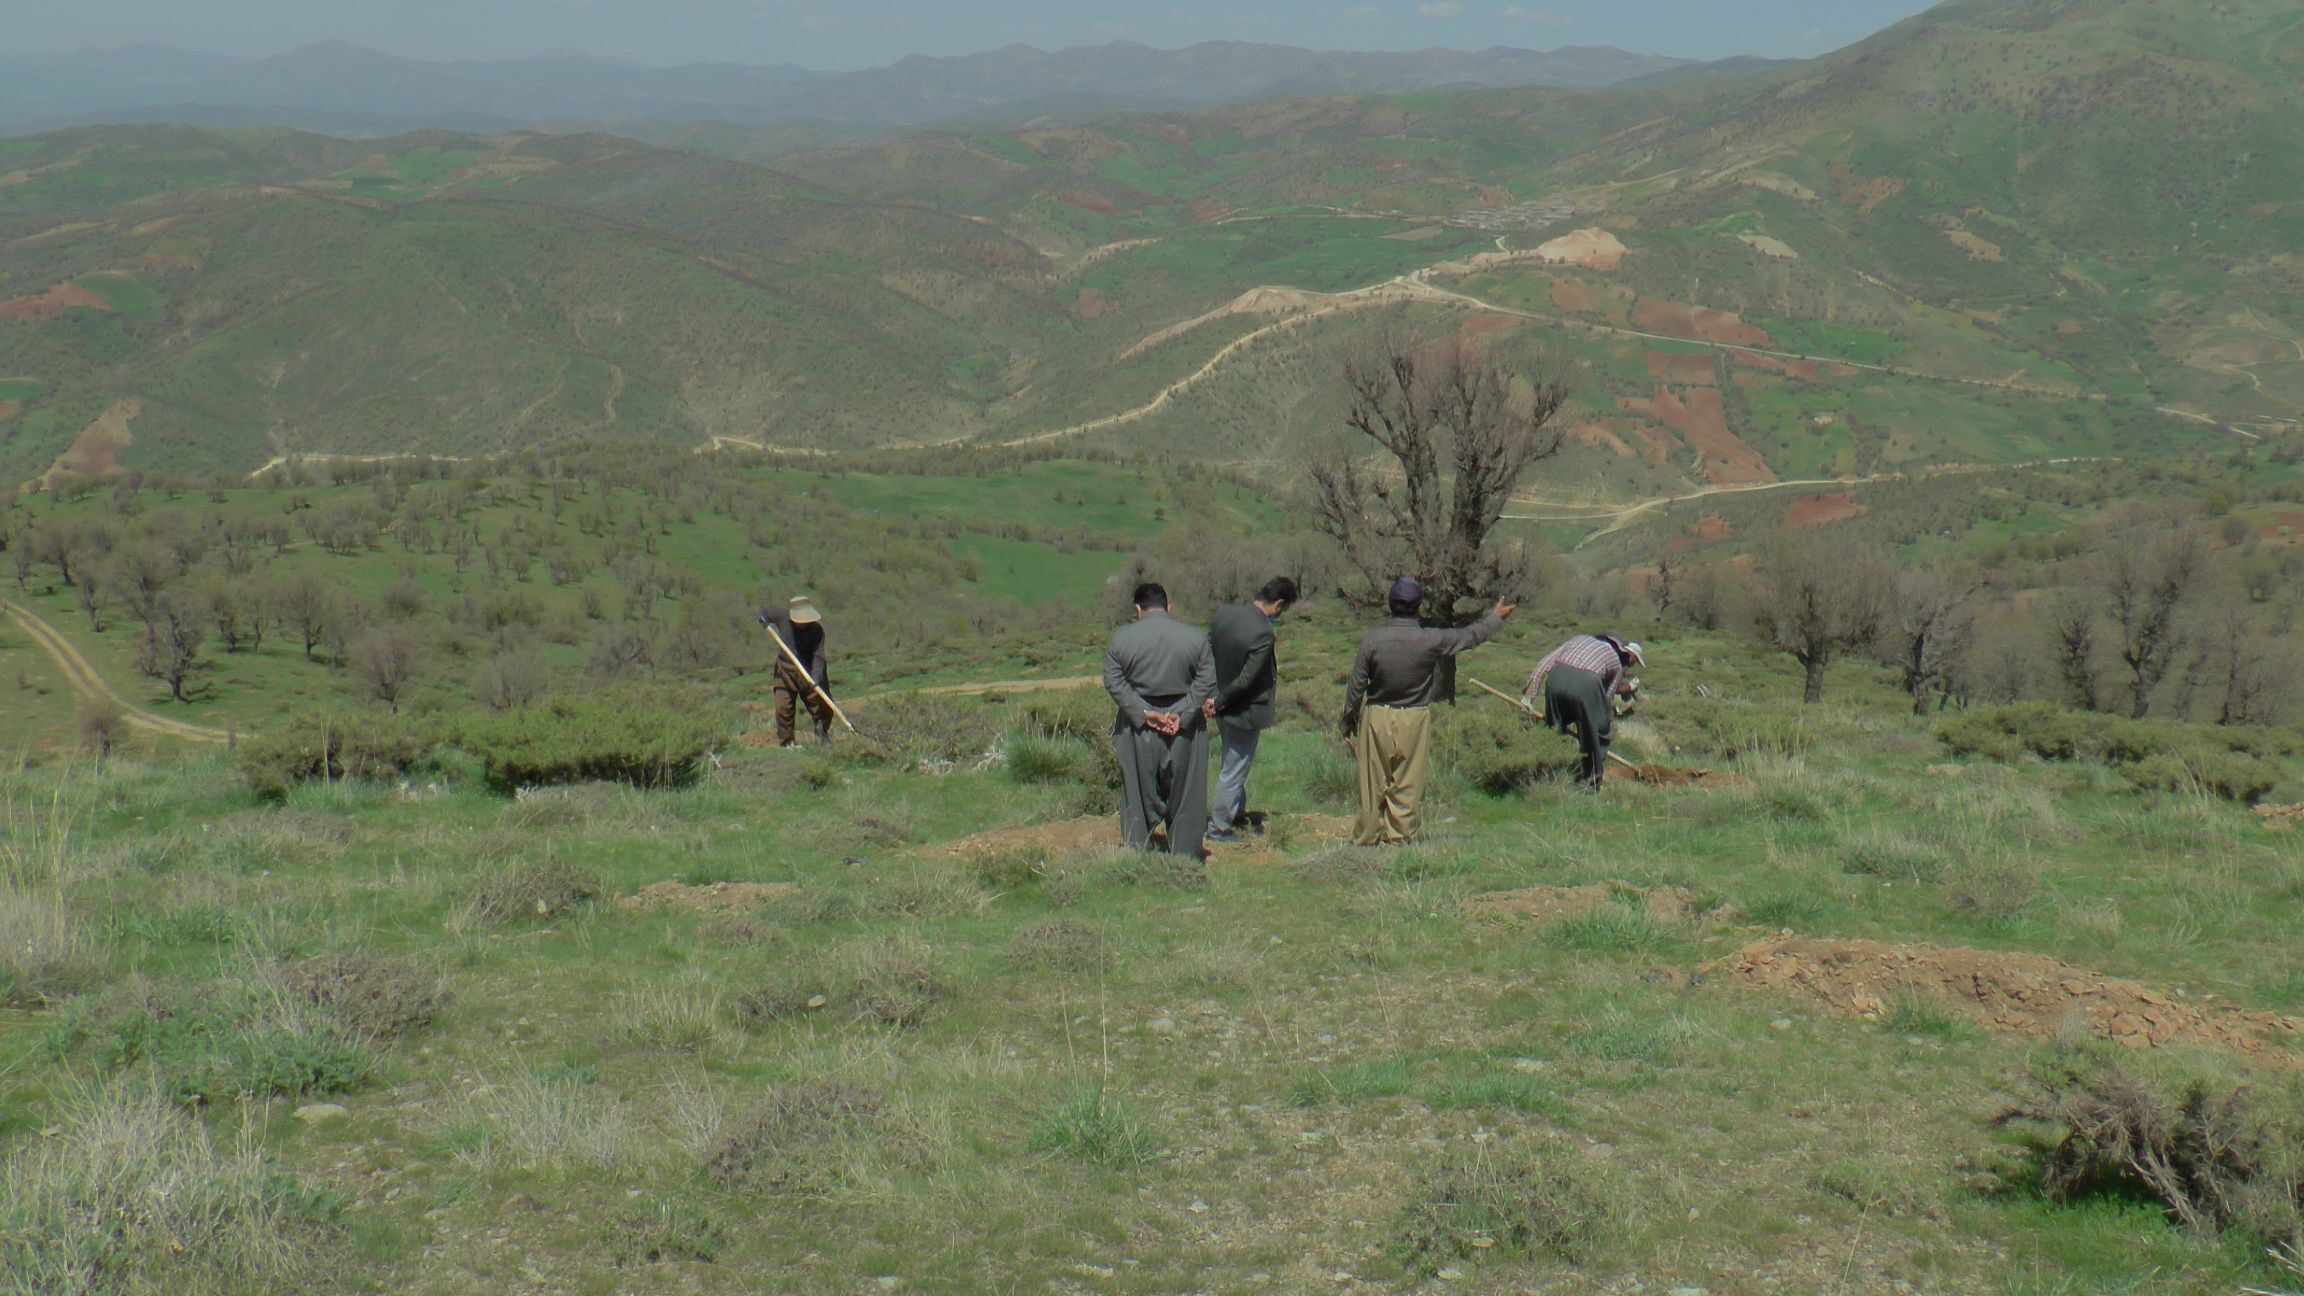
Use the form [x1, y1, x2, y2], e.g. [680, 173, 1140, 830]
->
[1204, 576, 1298, 842]
[1103, 581, 1217, 855]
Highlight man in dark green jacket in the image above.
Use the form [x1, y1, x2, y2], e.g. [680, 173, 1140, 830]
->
[1204, 577, 1298, 842]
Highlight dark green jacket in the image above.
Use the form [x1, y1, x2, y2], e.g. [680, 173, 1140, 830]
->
[1209, 602, 1280, 729]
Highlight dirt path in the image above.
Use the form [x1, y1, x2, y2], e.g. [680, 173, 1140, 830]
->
[4, 602, 235, 743]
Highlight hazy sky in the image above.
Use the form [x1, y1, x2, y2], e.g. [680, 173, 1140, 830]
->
[14, 0, 1939, 68]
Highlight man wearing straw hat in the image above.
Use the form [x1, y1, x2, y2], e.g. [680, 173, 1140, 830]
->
[1522, 632, 1644, 789]
[758, 595, 834, 747]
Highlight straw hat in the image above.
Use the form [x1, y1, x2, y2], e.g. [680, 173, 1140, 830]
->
[788, 595, 822, 625]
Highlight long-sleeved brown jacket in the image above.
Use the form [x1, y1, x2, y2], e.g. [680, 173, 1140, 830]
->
[1339, 613, 1503, 736]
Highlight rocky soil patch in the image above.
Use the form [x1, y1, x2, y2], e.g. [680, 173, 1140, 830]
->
[616, 880, 797, 916]
[1730, 936, 2304, 1059]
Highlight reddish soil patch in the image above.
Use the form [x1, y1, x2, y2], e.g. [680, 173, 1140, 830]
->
[1731, 937, 2304, 1060]
[1468, 881, 1721, 925]
[1185, 197, 1228, 224]
[0, 400, 19, 422]
[1646, 351, 1717, 385]
[1692, 514, 1733, 542]
[1058, 191, 1120, 216]
[1533, 227, 1627, 271]
[1785, 491, 1865, 528]
[2256, 511, 2304, 545]
[1829, 165, 1907, 214]
[2056, 320, 2084, 335]
[0, 281, 109, 321]
[1358, 103, 1408, 135]
[1076, 287, 1110, 319]
[1630, 299, 1772, 348]
[946, 815, 1123, 857]
[39, 398, 140, 485]
[1461, 313, 1518, 345]
[2253, 802, 2304, 828]
[617, 880, 797, 916]
[1156, 125, 1190, 146]
[1550, 276, 1597, 312]
[131, 254, 201, 272]
[1618, 387, 1774, 485]
[1566, 419, 1636, 460]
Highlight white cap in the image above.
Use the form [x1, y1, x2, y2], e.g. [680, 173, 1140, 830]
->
[1622, 641, 1645, 666]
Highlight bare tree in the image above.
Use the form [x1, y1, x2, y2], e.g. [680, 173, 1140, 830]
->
[2103, 524, 2204, 719]
[348, 626, 423, 712]
[1878, 566, 1976, 716]
[1310, 331, 1568, 620]
[269, 570, 335, 660]
[1752, 535, 1891, 704]
[2045, 589, 2102, 711]
[2195, 592, 2296, 726]
[135, 591, 208, 703]
[472, 644, 550, 710]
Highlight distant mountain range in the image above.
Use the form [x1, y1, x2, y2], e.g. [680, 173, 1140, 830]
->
[0, 40, 1779, 134]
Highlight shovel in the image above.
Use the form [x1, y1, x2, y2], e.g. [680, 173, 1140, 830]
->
[1466, 676, 1642, 775]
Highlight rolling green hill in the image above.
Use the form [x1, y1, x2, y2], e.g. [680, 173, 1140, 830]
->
[2, 0, 2299, 495]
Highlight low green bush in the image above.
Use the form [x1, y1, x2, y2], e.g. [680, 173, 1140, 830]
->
[235, 709, 428, 798]
[1680, 696, 1819, 759]
[1937, 705, 2283, 803]
[44, 977, 375, 1105]
[1434, 702, 1584, 794]
[438, 685, 720, 791]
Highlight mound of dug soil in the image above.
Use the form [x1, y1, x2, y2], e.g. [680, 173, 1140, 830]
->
[1731, 937, 2304, 1059]
[617, 880, 796, 916]
[1468, 881, 1719, 925]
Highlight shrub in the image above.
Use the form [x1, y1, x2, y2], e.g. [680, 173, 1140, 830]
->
[1549, 904, 1671, 954]
[1992, 1054, 2304, 1244]
[0, 1084, 346, 1295]
[1682, 697, 1818, 759]
[280, 952, 444, 1042]
[969, 844, 1056, 891]
[438, 684, 720, 791]
[856, 693, 989, 767]
[1004, 730, 1093, 785]
[847, 932, 947, 1028]
[1434, 703, 1584, 794]
[1939, 705, 2284, 803]
[463, 857, 601, 923]
[1392, 1142, 1634, 1276]
[236, 709, 427, 798]
[705, 1081, 889, 1194]
[44, 976, 375, 1104]
[1841, 830, 1954, 881]
[1015, 687, 1111, 746]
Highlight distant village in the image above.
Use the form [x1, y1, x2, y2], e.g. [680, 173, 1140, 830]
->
[1444, 197, 1578, 231]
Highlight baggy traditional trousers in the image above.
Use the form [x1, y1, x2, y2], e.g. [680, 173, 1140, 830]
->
[1115, 715, 1210, 855]
[1353, 703, 1433, 846]
[773, 661, 835, 745]
[1544, 663, 1614, 785]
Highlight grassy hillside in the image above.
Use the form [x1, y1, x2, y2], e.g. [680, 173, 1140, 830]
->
[8, 0, 2299, 488]
[5, 603, 2304, 1294]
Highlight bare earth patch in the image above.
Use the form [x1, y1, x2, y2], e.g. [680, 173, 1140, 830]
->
[1731, 936, 2304, 1060]
[1617, 387, 1774, 485]
[1533, 227, 1628, 270]
[0, 400, 18, 421]
[36, 398, 140, 488]
[1646, 351, 1718, 385]
[1625, 763, 1744, 788]
[1737, 232, 1799, 260]
[1467, 880, 1719, 925]
[1830, 164, 1907, 214]
[1630, 298, 1773, 348]
[1786, 491, 1866, 528]
[617, 880, 797, 916]
[945, 815, 1122, 857]
[0, 281, 110, 321]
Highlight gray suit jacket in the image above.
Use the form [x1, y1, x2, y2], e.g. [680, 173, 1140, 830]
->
[1209, 602, 1279, 730]
[1103, 611, 1216, 729]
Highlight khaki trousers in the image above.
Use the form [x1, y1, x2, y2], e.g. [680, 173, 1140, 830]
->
[1354, 704, 1432, 846]
[773, 662, 834, 745]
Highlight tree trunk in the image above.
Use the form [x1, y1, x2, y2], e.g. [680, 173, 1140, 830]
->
[1803, 656, 1828, 704]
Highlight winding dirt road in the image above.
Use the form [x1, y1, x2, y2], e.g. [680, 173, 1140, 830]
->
[4, 601, 235, 744]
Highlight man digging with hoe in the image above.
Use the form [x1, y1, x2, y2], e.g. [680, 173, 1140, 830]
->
[757, 595, 846, 748]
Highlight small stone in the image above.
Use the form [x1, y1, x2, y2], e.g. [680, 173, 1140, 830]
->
[1148, 1018, 1179, 1035]
[1669, 1288, 1711, 1296]
[1330, 1273, 1353, 1283]
[1770, 1018, 1793, 1031]
[1437, 1268, 1466, 1281]
[293, 1103, 349, 1125]
[1186, 1200, 1210, 1214]
[875, 1280, 903, 1291]
[1071, 1263, 1116, 1279]
[1510, 1057, 1545, 1073]
[805, 995, 828, 1010]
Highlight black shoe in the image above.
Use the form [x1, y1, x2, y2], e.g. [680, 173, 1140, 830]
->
[1206, 825, 1238, 843]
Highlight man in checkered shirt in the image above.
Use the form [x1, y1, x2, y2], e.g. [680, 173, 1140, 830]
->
[1522, 633, 1644, 789]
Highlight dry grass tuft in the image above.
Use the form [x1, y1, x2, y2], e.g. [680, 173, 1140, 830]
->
[463, 856, 602, 922]
[0, 884, 91, 1006]
[704, 1081, 890, 1195]
[1005, 918, 1113, 974]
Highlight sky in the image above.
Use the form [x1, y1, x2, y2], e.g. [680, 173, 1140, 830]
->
[11, 0, 1940, 69]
